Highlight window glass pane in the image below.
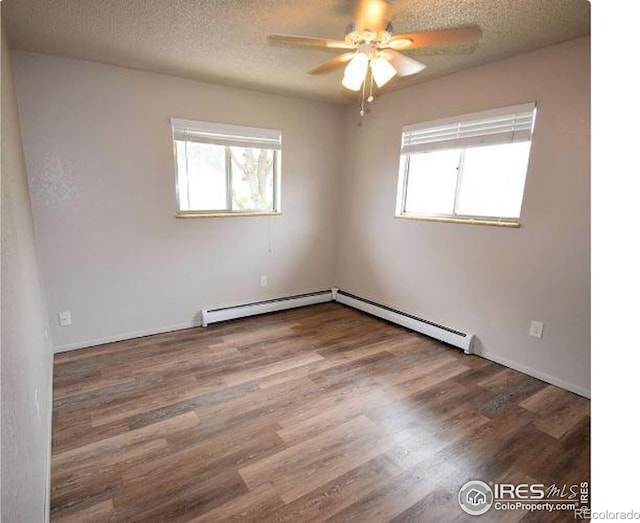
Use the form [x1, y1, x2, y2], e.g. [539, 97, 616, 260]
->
[456, 142, 531, 218]
[229, 147, 275, 211]
[175, 140, 227, 211]
[404, 149, 461, 215]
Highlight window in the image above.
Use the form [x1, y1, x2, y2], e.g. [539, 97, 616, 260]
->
[172, 118, 281, 216]
[395, 103, 537, 226]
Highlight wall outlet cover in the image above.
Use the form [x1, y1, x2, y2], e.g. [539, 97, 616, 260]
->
[529, 320, 544, 339]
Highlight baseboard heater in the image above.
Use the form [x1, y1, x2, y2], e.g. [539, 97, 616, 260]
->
[201, 288, 473, 354]
[334, 289, 473, 354]
[201, 290, 334, 327]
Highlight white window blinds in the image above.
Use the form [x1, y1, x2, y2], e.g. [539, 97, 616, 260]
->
[171, 118, 282, 150]
[401, 102, 536, 155]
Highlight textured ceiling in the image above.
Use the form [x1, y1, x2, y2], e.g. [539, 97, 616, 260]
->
[2, 0, 590, 104]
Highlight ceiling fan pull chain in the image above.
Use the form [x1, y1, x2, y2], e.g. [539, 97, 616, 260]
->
[367, 65, 375, 103]
[360, 74, 366, 117]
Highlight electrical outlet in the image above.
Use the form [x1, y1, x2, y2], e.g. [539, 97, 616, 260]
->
[58, 311, 72, 326]
[260, 275, 268, 287]
[529, 320, 544, 339]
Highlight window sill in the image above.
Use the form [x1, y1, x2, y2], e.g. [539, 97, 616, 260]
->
[394, 214, 520, 228]
[176, 211, 281, 219]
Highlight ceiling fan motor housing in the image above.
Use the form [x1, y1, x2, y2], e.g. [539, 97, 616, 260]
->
[345, 28, 393, 49]
[345, 21, 394, 38]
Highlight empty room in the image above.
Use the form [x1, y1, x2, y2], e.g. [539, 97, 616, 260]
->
[2, 0, 613, 521]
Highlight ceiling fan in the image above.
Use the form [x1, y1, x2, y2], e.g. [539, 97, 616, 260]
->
[268, 0, 481, 114]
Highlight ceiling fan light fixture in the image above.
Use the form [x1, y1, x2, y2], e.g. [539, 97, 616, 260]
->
[342, 52, 369, 91]
[268, 1, 482, 115]
[371, 55, 396, 87]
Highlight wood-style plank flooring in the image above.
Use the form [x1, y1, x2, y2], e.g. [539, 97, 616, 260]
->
[51, 303, 590, 522]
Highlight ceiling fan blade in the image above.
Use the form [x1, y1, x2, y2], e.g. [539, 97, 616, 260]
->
[308, 53, 357, 75]
[384, 49, 426, 77]
[387, 26, 482, 50]
[268, 34, 354, 50]
[355, 0, 392, 32]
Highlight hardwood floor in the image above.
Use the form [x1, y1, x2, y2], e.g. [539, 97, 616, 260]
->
[51, 303, 590, 522]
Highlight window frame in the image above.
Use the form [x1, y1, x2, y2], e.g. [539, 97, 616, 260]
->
[394, 103, 537, 228]
[171, 118, 282, 218]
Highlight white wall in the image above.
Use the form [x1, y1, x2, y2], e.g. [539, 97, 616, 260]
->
[1, 25, 53, 522]
[12, 52, 344, 352]
[11, 38, 590, 396]
[336, 37, 590, 396]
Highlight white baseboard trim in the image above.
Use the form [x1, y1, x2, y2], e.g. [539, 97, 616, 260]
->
[52, 289, 589, 399]
[335, 289, 474, 354]
[201, 290, 334, 326]
[476, 349, 590, 398]
[334, 290, 588, 398]
[53, 320, 201, 353]
[54, 291, 334, 352]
